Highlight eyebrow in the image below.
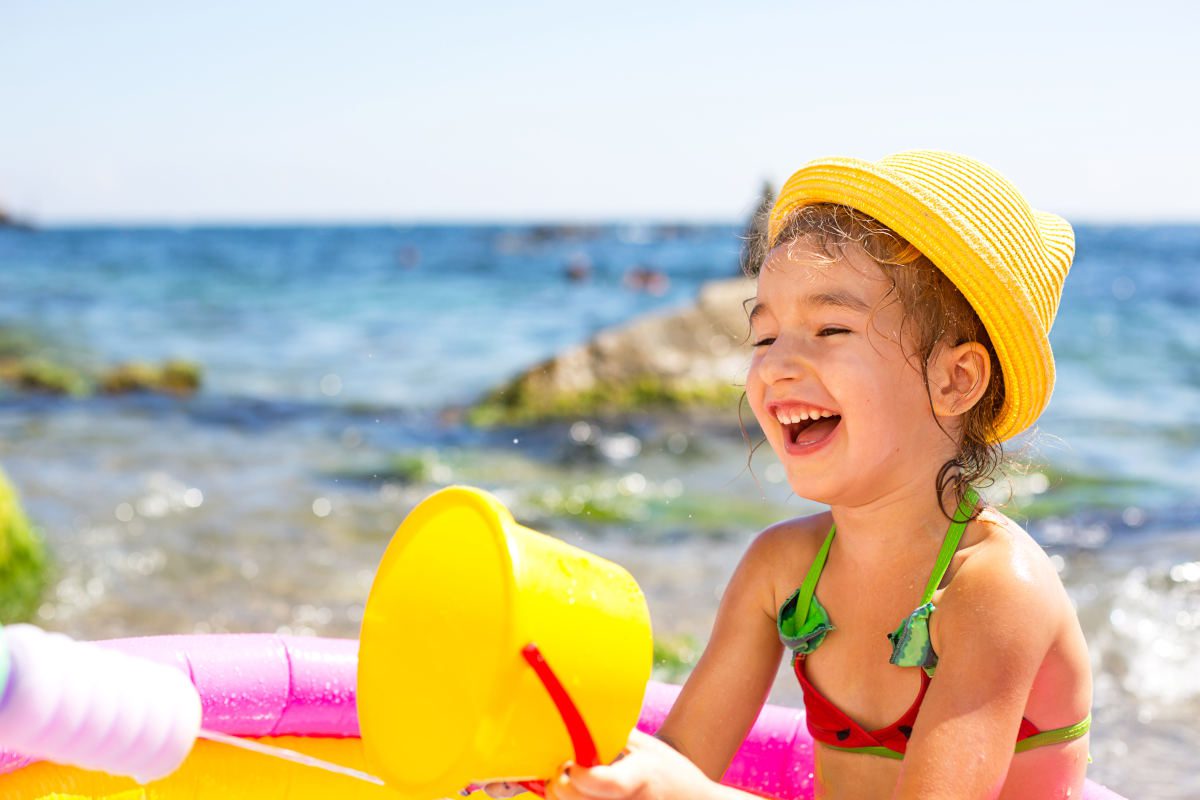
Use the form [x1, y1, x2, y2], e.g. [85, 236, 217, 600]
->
[748, 290, 872, 323]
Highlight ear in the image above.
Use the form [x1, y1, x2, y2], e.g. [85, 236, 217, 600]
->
[928, 341, 991, 418]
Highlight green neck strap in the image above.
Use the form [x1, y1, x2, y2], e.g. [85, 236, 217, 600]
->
[919, 487, 979, 604]
[797, 487, 980, 609]
[794, 525, 836, 625]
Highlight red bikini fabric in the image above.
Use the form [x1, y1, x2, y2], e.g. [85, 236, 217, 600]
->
[794, 657, 1042, 755]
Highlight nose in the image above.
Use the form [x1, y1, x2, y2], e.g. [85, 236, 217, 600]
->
[754, 335, 810, 387]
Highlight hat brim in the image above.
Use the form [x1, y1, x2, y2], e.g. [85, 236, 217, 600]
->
[768, 156, 1071, 442]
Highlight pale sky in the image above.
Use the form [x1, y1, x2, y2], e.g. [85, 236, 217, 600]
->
[3, 0, 1199, 224]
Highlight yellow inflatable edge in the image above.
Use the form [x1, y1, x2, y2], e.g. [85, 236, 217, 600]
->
[3, 736, 491, 800]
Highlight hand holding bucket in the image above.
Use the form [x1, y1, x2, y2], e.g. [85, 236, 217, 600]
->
[357, 486, 653, 798]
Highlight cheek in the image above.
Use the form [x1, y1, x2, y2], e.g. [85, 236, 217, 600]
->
[851, 361, 935, 439]
[745, 356, 767, 408]
[833, 352, 917, 417]
[744, 364, 784, 443]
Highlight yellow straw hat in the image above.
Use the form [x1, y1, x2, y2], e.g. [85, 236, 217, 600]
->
[766, 150, 1075, 442]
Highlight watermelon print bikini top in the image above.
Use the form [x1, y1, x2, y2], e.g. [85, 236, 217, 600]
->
[776, 488, 1091, 759]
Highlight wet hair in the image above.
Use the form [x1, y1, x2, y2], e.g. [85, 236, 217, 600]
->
[744, 203, 1005, 514]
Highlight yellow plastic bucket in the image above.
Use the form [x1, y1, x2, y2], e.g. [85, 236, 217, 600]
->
[357, 485, 652, 798]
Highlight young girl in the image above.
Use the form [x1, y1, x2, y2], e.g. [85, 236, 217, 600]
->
[503, 151, 1093, 800]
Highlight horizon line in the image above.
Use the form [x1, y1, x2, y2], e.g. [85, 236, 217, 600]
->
[8, 215, 1200, 230]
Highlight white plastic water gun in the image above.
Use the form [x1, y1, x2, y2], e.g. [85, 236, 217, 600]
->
[0, 624, 386, 786]
[0, 623, 202, 783]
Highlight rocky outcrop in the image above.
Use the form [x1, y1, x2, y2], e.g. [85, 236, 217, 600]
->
[97, 360, 202, 396]
[470, 278, 756, 424]
[0, 343, 204, 398]
[0, 205, 33, 231]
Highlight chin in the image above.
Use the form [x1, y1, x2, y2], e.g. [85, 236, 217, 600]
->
[780, 453, 896, 508]
[782, 470, 843, 507]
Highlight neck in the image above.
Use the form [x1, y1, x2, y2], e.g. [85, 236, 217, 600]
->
[827, 477, 966, 570]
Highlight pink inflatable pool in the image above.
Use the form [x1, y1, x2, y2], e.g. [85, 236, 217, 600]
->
[0, 634, 1125, 799]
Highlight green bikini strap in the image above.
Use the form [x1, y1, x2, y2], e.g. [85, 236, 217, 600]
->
[796, 524, 837, 619]
[919, 487, 980, 604]
[1013, 714, 1093, 754]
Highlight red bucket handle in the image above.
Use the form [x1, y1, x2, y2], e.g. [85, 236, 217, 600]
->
[516, 642, 599, 797]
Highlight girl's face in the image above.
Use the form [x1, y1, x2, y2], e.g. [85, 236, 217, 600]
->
[746, 238, 955, 506]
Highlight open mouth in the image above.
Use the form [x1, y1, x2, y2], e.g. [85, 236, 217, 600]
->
[770, 403, 842, 449]
[782, 415, 841, 446]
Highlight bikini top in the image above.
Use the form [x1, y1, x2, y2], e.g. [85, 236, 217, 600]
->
[777, 488, 1091, 758]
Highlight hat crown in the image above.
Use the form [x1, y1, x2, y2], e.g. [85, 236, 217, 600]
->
[767, 149, 1076, 441]
[875, 150, 1073, 334]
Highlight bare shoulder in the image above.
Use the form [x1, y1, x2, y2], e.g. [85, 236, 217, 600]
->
[937, 506, 1072, 645]
[947, 507, 1064, 603]
[741, 510, 833, 615]
[931, 504, 1092, 728]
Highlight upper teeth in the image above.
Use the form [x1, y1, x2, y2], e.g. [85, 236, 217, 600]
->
[775, 408, 833, 424]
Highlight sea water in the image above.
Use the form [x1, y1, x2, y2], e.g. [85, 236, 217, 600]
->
[0, 223, 1197, 797]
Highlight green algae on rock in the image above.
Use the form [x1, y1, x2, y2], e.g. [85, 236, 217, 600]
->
[326, 450, 452, 486]
[469, 278, 755, 425]
[0, 332, 203, 398]
[98, 359, 203, 396]
[520, 476, 782, 536]
[0, 467, 49, 623]
[470, 375, 745, 427]
[0, 358, 90, 396]
[0, 326, 88, 395]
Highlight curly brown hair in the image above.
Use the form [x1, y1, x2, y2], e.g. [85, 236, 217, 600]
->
[746, 202, 1006, 514]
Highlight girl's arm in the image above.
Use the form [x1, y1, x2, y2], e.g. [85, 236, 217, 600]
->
[653, 522, 793, 779]
[890, 536, 1061, 800]
[544, 521, 806, 800]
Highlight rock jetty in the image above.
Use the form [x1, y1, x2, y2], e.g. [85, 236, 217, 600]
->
[0, 204, 33, 231]
[470, 277, 756, 424]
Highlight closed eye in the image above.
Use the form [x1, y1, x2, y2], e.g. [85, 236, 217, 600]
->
[818, 327, 850, 337]
[752, 337, 776, 347]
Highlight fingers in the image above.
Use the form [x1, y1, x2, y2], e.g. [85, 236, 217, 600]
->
[556, 763, 638, 799]
[477, 781, 529, 798]
[625, 729, 662, 750]
[484, 731, 668, 800]
[547, 756, 660, 800]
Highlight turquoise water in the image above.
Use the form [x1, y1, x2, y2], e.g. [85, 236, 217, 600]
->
[2, 223, 1196, 503]
[1, 223, 1198, 797]
[0, 225, 738, 407]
